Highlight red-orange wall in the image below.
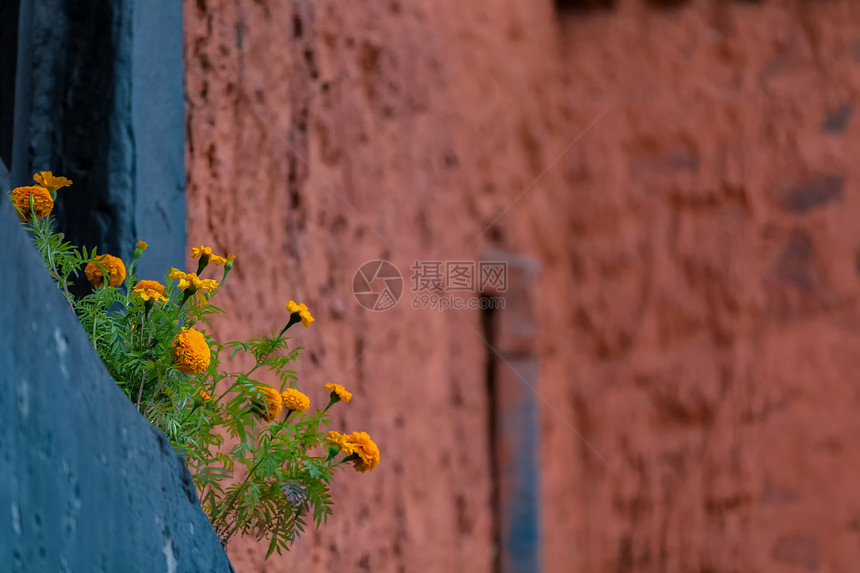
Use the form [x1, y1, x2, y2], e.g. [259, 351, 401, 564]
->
[185, 0, 860, 571]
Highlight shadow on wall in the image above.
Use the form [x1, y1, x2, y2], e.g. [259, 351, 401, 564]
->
[0, 199, 233, 572]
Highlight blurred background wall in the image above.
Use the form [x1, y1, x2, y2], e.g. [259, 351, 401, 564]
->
[184, 0, 860, 571]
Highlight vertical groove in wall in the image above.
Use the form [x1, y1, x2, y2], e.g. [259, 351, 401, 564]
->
[0, 0, 21, 170]
[28, 0, 121, 274]
[482, 300, 502, 573]
[10, 0, 30, 184]
[483, 251, 542, 573]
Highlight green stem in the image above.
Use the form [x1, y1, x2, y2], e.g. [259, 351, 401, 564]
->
[212, 456, 265, 535]
[144, 370, 165, 413]
[211, 416, 290, 538]
[175, 289, 194, 322]
[212, 332, 285, 404]
[135, 332, 153, 411]
[31, 214, 75, 310]
[47, 249, 74, 309]
[213, 375, 245, 404]
[136, 369, 148, 411]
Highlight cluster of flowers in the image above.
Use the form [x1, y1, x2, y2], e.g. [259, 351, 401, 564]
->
[245, 379, 380, 473]
[10, 171, 72, 221]
[8, 172, 381, 550]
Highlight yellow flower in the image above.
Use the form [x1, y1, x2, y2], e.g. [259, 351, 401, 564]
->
[133, 240, 148, 260]
[281, 388, 310, 413]
[84, 254, 127, 288]
[10, 186, 54, 221]
[170, 269, 218, 292]
[132, 279, 167, 302]
[32, 171, 72, 191]
[172, 328, 211, 374]
[135, 279, 164, 292]
[326, 431, 353, 454]
[250, 385, 283, 422]
[190, 246, 209, 258]
[327, 431, 381, 473]
[286, 300, 315, 328]
[348, 432, 381, 473]
[191, 245, 228, 266]
[324, 382, 352, 404]
[195, 389, 213, 406]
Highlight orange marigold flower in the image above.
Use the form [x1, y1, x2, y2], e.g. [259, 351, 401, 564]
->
[172, 327, 211, 374]
[10, 185, 54, 222]
[191, 245, 228, 266]
[133, 240, 148, 260]
[324, 382, 352, 404]
[327, 431, 381, 473]
[84, 254, 127, 288]
[198, 390, 212, 402]
[169, 269, 218, 292]
[32, 171, 72, 191]
[250, 385, 283, 422]
[176, 274, 195, 290]
[348, 431, 381, 473]
[326, 431, 353, 454]
[281, 388, 310, 413]
[224, 253, 235, 272]
[286, 300, 315, 328]
[132, 279, 167, 302]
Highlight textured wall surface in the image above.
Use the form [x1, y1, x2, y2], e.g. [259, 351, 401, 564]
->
[543, 2, 860, 571]
[0, 200, 232, 573]
[185, 0, 860, 572]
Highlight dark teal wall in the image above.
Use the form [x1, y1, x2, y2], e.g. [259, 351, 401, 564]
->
[130, 0, 186, 282]
[1, 2, 229, 569]
[0, 199, 233, 572]
[23, 0, 185, 283]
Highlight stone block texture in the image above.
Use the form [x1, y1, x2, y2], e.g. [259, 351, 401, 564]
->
[184, 0, 860, 571]
[0, 201, 232, 573]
